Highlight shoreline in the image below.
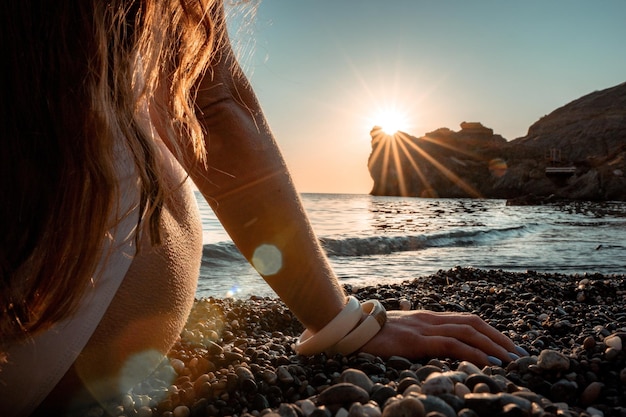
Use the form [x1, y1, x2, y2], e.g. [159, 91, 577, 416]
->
[104, 268, 626, 416]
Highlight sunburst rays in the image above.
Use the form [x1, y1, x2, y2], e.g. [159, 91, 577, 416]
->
[368, 129, 482, 198]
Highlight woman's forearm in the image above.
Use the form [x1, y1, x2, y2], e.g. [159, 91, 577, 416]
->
[188, 44, 346, 332]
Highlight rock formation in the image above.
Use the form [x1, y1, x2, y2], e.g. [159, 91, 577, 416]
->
[368, 82, 626, 201]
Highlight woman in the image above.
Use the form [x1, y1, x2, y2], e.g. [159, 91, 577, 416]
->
[0, 1, 523, 415]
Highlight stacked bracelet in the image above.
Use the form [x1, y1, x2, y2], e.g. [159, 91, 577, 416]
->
[327, 300, 387, 356]
[294, 296, 362, 356]
[294, 297, 388, 357]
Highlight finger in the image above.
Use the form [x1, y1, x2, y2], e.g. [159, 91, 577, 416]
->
[412, 335, 499, 368]
[417, 322, 511, 362]
[414, 311, 518, 354]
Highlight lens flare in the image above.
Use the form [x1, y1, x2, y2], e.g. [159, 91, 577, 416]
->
[489, 158, 508, 178]
[251, 244, 283, 276]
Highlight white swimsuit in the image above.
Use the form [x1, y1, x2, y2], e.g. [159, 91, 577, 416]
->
[0, 143, 141, 417]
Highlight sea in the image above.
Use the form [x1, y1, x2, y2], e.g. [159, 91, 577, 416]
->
[195, 192, 626, 299]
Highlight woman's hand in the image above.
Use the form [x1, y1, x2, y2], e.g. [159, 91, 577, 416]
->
[361, 310, 523, 367]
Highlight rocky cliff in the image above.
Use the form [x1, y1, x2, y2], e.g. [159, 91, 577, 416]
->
[368, 82, 626, 201]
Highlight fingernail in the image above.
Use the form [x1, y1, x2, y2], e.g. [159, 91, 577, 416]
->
[515, 345, 529, 356]
[508, 352, 520, 361]
[487, 355, 502, 366]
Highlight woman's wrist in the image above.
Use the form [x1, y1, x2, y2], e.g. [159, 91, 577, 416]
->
[326, 300, 387, 356]
[294, 297, 388, 357]
[294, 296, 362, 356]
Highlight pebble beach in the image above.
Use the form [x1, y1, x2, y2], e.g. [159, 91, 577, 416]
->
[95, 268, 626, 417]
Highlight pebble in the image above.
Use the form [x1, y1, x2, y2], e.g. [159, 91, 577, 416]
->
[276, 365, 294, 384]
[604, 334, 623, 351]
[413, 394, 456, 417]
[584, 336, 596, 350]
[91, 268, 626, 417]
[347, 402, 381, 417]
[586, 406, 605, 417]
[318, 383, 370, 407]
[297, 399, 317, 416]
[340, 369, 374, 393]
[414, 365, 442, 382]
[464, 374, 503, 393]
[370, 385, 397, 407]
[420, 373, 454, 396]
[472, 382, 490, 393]
[172, 406, 190, 417]
[456, 361, 482, 376]
[381, 396, 424, 417]
[537, 349, 570, 371]
[454, 382, 471, 397]
[581, 381, 604, 406]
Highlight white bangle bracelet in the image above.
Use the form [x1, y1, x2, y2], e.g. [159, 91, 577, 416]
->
[294, 296, 362, 356]
[327, 299, 387, 356]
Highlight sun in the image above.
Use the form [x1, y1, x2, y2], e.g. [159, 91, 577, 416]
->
[372, 107, 411, 135]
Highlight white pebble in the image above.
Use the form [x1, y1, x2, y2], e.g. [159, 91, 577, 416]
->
[399, 299, 411, 310]
[604, 335, 623, 351]
[586, 406, 604, 417]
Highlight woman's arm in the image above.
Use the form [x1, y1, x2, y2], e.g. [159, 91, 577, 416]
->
[184, 25, 346, 332]
[173, 3, 521, 366]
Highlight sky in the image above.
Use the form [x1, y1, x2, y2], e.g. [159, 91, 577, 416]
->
[226, 1, 626, 194]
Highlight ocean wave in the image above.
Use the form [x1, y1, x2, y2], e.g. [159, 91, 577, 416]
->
[201, 242, 246, 266]
[202, 225, 529, 263]
[320, 226, 527, 256]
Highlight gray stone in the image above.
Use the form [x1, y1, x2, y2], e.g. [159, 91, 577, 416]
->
[277, 365, 294, 384]
[421, 374, 454, 396]
[340, 369, 375, 394]
[414, 365, 442, 382]
[537, 350, 570, 371]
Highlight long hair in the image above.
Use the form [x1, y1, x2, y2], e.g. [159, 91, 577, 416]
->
[0, 0, 222, 344]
